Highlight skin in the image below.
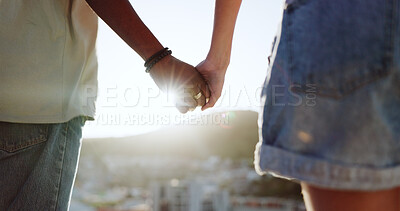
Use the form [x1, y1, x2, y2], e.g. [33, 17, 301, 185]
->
[196, 0, 242, 110]
[301, 183, 400, 211]
[201, 0, 400, 209]
[84, 0, 400, 208]
[85, 0, 210, 113]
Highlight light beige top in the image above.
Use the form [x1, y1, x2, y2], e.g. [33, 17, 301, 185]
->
[0, 0, 98, 123]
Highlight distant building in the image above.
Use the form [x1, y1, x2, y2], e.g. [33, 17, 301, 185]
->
[230, 197, 305, 211]
[151, 180, 229, 211]
[151, 181, 305, 211]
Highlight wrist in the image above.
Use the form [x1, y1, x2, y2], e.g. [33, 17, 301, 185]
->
[144, 48, 172, 73]
[205, 52, 230, 71]
[149, 54, 174, 75]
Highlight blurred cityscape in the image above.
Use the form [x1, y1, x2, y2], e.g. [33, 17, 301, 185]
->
[71, 111, 305, 211]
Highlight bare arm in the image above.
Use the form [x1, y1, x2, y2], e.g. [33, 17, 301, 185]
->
[85, 0, 162, 60]
[207, 0, 242, 69]
[85, 0, 210, 112]
[197, 0, 242, 110]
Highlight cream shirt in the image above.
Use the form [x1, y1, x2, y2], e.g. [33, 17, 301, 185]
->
[0, 0, 98, 123]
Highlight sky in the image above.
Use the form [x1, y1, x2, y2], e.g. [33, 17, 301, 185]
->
[83, 0, 285, 138]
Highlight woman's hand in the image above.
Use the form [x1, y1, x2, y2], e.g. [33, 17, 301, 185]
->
[150, 55, 210, 113]
[196, 59, 228, 110]
[196, 0, 241, 110]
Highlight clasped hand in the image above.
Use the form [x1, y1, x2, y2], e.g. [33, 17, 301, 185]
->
[150, 55, 227, 113]
[149, 55, 209, 113]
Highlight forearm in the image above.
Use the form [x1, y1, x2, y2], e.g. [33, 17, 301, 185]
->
[207, 0, 242, 69]
[85, 0, 163, 61]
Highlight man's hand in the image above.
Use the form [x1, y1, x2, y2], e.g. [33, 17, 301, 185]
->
[150, 55, 210, 113]
[196, 59, 228, 110]
[85, 0, 239, 112]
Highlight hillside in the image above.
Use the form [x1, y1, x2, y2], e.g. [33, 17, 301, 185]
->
[77, 110, 302, 200]
[81, 110, 260, 160]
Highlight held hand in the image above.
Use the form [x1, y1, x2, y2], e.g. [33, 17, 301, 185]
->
[196, 59, 228, 110]
[149, 55, 210, 113]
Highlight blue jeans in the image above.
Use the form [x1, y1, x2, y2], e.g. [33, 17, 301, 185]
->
[0, 116, 86, 210]
[255, 0, 400, 190]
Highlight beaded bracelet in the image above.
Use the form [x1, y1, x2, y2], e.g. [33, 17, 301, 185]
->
[144, 48, 169, 67]
[145, 49, 172, 73]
